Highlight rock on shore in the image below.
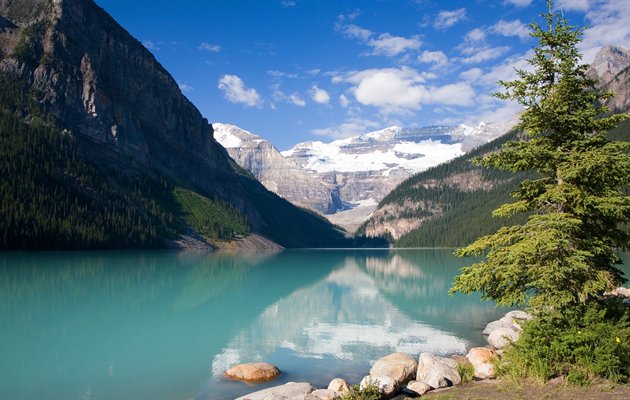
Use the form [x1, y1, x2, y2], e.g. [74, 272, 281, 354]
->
[236, 310, 534, 399]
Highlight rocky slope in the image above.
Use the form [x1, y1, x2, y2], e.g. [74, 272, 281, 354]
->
[213, 123, 342, 214]
[0, 0, 348, 249]
[216, 121, 517, 233]
[361, 44, 630, 246]
[587, 45, 630, 113]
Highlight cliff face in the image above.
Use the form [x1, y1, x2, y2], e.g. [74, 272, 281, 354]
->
[0, 0, 347, 248]
[214, 123, 342, 214]
[0, 0, 231, 180]
[215, 122, 516, 233]
[587, 45, 630, 113]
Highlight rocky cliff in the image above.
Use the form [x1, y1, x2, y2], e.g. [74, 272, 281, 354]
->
[214, 123, 342, 214]
[587, 45, 630, 113]
[0, 0, 348, 249]
[215, 121, 516, 233]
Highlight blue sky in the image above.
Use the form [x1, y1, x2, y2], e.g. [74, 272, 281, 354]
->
[95, 0, 630, 150]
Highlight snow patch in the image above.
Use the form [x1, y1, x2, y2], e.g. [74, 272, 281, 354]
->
[292, 139, 464, 174]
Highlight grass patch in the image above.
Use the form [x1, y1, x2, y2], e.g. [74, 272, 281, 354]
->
[172, 187, 249, 241]
[340, 380, 382, 400]
[497, 299, 630, 385]
[457, 360, 476, 384]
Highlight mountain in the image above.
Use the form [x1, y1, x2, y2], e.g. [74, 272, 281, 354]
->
[213, 123, 342, 214]
[588, 45, 630, 113]
[0, 0, 348, 249]
[360, 44, 630, 247]
[215, 120, 517, 233]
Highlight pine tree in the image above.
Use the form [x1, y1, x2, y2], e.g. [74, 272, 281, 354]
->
[451, 1, 630, 311]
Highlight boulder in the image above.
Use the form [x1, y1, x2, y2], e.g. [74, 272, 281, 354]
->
[235, 382, 314, 400]
[327, 378, 349, 394]
[505, 310, 533, 321]
[360, 375, 397, 398]
[226, 362, 281, 382]
[311, 389, 341, 400]
[466, 347, 498, 379]
[482, 319, 509, 336]
[483, 311, 532, 336]
[416, 353, 461, 389]
[403, 380, 431, 396]
[487, 327, 520, 349]
[370, 352, 418, 385]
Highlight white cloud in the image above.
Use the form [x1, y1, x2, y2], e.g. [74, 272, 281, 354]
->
[178, 82, 193, 92]
[473, 100, 524, 125]
[428, 82, 475, 106]
[347, 67, 426, 112]
[199, 42, 221, 52]
[465, 28, 486, 42]
[310, 85, 330, 104]
[462, 46, 510, 64]
[339, 24, 373, 41]
[419, 50, 449, 69]
[142, 40, 159, 50]
[366, 33, 422, 57]
[503, 0, 532, 7]
[339, 94, 350, 107]
[578, 0, 630, 63]
[459, 67, 483, 81]
[311, 118, 380, 139]
[267, 70, 299, 79]
[271, 84, 306, 107]
[493, 19, 531, 40]
[479, 50, 533, 86]
[343, 67, 474, 113]
[217, 75, 262, 107]
[556, 0, 591, 12]
[434, 8, 467, 30]
[289, 93, 306, 107]
[281, 0, 296, 7]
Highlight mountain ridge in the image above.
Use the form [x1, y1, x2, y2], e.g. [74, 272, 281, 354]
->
[0, 0, 349, 249]
[359, 44, 630, 247]
[215, 119, 518, 233]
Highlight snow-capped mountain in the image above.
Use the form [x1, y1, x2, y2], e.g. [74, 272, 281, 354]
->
[213, 123, 342, 214]
[214, 120, 517, 232]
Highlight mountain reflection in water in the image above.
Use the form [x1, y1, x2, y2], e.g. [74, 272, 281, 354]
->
[5, 250, 621, 400]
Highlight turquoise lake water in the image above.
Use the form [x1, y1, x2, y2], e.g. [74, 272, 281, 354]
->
[1, 249, 628, 400]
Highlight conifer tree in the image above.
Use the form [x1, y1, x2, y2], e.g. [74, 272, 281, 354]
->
[451, 0, 630, 311]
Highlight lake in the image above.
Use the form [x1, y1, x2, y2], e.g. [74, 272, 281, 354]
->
[1, 249, 628, 400]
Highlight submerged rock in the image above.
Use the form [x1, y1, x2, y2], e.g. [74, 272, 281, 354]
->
[225, 362, 280, 382]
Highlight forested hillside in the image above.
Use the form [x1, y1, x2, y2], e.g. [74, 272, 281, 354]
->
[0, 0, 349, 249]
[358, 119, 629, 248]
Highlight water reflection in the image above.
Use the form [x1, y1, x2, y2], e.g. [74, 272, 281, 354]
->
[205, 250, 507, 399]
[2, 250, 625, 400]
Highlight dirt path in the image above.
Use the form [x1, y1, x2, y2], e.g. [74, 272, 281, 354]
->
[419, 379, 630, 400]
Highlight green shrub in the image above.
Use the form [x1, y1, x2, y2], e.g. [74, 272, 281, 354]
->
[498, 299, 630, 384]
[456, 360, 475, 384]
[341, 380, 382, 400]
